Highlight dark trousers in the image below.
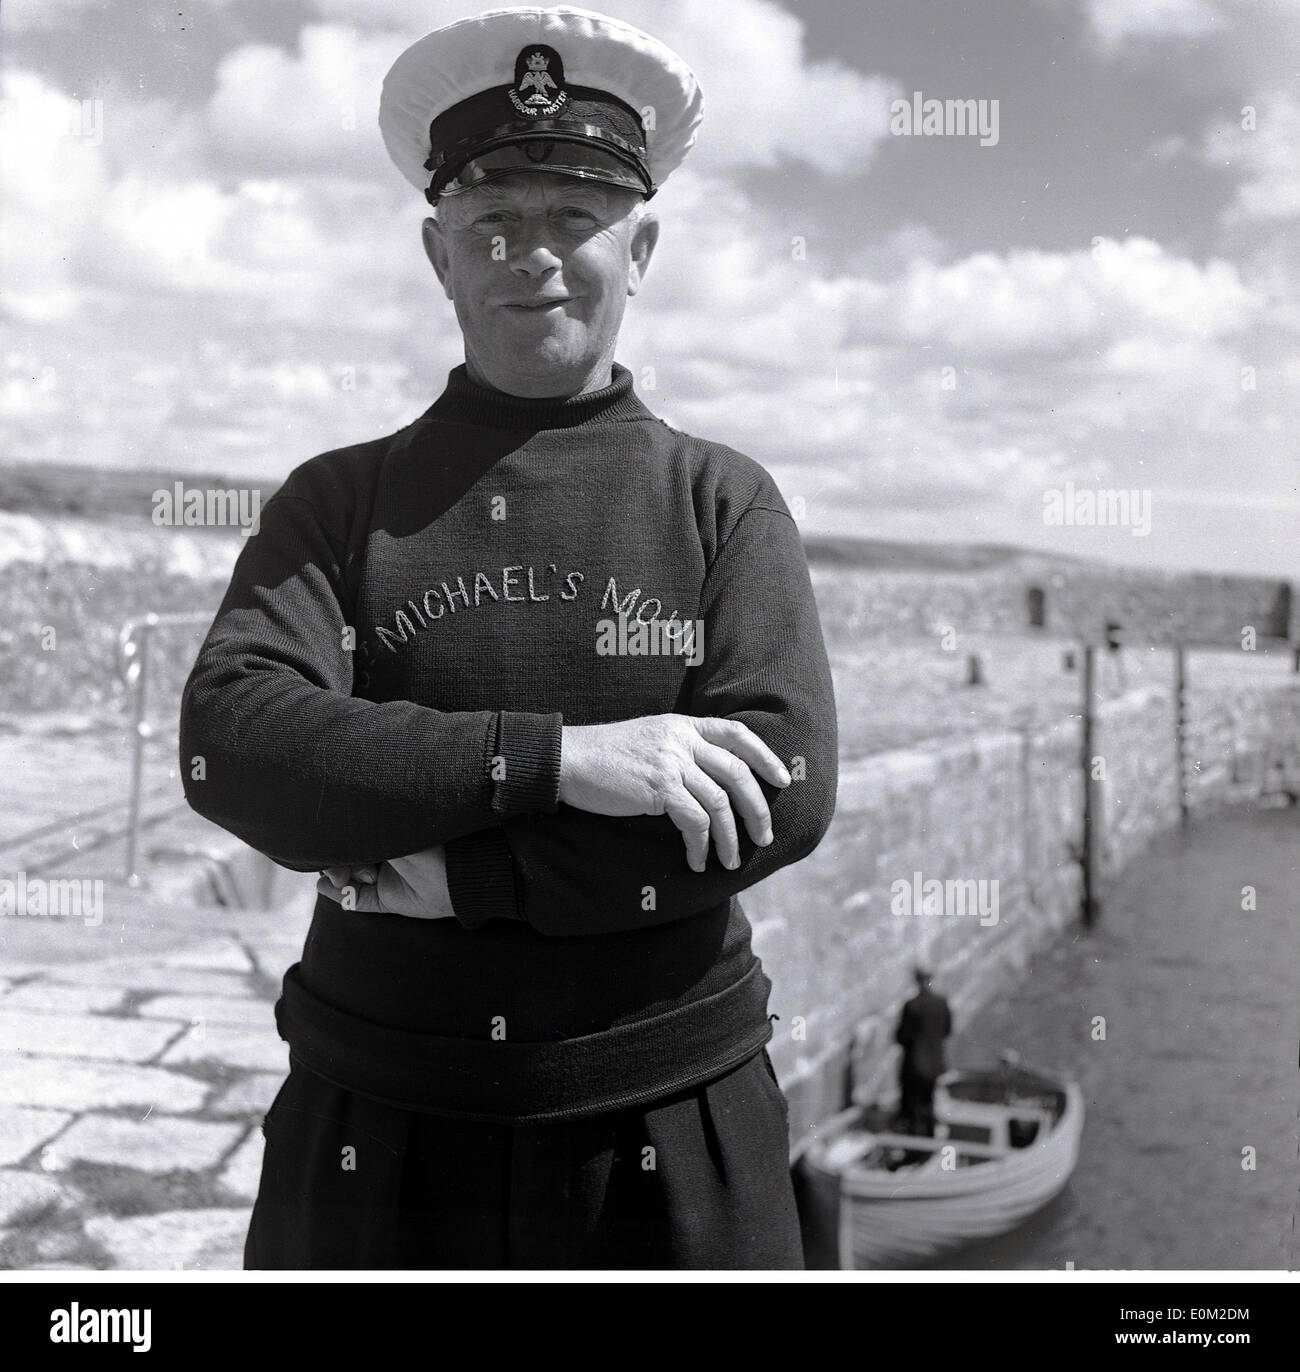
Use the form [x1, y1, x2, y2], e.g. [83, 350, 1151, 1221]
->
[898, 1069, 938, 1136]
[244, 1048, 803, 1270]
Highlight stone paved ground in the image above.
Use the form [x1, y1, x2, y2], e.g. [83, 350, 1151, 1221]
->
[0, 926, 308, 1271]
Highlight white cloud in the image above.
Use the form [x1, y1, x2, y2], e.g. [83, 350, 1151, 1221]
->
[1204, 92, 1300, 224]
[0, 0, 113, 32]
[1068, 0, 1299, 92]
[309, 0, 479, 31]
[1083, 0, 1300, 234]
[613, 0, 899, 176]
[85, 170, 430, 328]
[1085, 0, 1224, 47]
[847, 238, 1256, 355]
[617, 213, 1279, 537]
[0, 71, 107, 320]
[204, 25, 398, 181]
[96, 176, 280, 296]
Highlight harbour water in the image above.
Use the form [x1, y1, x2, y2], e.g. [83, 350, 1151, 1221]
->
[936, 805, 1298, 1271]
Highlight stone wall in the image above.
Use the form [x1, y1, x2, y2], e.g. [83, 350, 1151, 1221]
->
[752, 673, 1300, 1155]
[1184, 679, 1300, 812]
[807, 551, 1293, 648]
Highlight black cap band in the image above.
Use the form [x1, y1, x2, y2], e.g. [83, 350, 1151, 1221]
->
[423, 70, 650, 202]
[429, 131, 653, 202]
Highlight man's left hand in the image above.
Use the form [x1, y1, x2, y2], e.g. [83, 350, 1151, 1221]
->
[317, 846, 457, 920]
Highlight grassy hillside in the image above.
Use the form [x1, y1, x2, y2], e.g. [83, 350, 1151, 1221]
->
[0, 462, 243, 521]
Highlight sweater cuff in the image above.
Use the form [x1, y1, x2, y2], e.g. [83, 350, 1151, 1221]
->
[492, 710, 563, 816]
[445, 828, 522, 930]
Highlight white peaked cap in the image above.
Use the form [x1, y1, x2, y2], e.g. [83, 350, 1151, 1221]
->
[379, 6, 703, 200]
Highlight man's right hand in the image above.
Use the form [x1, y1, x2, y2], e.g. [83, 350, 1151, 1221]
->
[558, 715, 791, 873]
[318, 848, 457, 921]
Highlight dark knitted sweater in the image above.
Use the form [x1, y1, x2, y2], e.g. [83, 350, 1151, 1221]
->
[179, 363, 838, 1122]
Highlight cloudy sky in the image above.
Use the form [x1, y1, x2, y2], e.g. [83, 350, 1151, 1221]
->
[3, 0, 1297, 575]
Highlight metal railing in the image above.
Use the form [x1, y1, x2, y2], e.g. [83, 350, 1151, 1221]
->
[117, 611, 213, 885]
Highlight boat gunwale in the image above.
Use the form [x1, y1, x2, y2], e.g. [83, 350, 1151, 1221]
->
[804, 1073, 1085, 1202]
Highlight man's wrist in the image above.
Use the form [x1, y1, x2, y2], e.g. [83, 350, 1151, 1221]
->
[556, 723, 585, 806]
[493, 710, 563, 815]
[444, 829, 523, 928]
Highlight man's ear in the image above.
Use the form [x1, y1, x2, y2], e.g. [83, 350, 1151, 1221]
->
[626, 208, 659, 297]
[422, 216, 454, 300]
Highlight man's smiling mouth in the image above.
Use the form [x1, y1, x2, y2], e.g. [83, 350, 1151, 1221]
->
[505, 297, 573, 310]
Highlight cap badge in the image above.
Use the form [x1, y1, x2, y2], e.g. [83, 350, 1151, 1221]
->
[509, 45, 568, 118]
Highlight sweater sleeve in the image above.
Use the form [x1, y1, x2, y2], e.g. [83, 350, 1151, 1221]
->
[179, 487, 562, 872]
[443, 503, 838, 935]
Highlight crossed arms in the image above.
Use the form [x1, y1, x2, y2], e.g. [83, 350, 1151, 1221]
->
[180, 484, 838, 937]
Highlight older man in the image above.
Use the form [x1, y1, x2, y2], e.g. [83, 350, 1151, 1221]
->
[180, 6, 837, 1270]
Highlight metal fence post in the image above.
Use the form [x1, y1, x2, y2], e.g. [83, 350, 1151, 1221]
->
[1174, 645, 1189, 824]
[122, 614, 157, 886]
[1081, 643, 1101, 927]
[115, 609, 214, 888]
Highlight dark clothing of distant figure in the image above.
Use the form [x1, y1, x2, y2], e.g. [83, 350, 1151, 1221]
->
[895, 987, 953, 1136]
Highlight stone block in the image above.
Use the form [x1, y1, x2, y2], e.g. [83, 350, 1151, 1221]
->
[217, 1129, 264, 1202]
[0, 1106, 72, 1166]
[0, 984, 126, 1015]
[54, 1114, 243, 1172]
[0, 1169, 69, 1226]
[162, 1025, 289, 1074]
[207, 1072, 284, 1118]
[164, 940, 253, 973]
[0, 1010, 180, 1063]
[84, 1208, 250, 1270]
[50, 964, 255, 998]
[136, 996, 271, 1029]
[0, 1059, 208, 1113]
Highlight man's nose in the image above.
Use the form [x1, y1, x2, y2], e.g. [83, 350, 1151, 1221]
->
[505, 218, 564, 275]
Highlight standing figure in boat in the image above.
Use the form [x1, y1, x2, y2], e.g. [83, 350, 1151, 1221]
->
[895, 967, 953, 1135]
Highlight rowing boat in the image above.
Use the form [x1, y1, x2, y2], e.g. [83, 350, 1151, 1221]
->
[797, 1060, 1084, 1269]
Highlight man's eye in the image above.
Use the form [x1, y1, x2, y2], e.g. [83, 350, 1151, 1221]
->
[558, 207, 598, 224]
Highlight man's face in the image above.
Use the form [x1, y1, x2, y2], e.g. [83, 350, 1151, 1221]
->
[423, 171, 658, 398]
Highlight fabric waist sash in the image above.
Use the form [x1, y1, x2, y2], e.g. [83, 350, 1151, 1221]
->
[274, 958, 774, 1125]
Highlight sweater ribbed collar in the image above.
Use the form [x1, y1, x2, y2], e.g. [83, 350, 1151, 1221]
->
[427, 362, 652, 430]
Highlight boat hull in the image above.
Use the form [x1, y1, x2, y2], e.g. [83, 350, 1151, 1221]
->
[798, 1070, 1085, 1269]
